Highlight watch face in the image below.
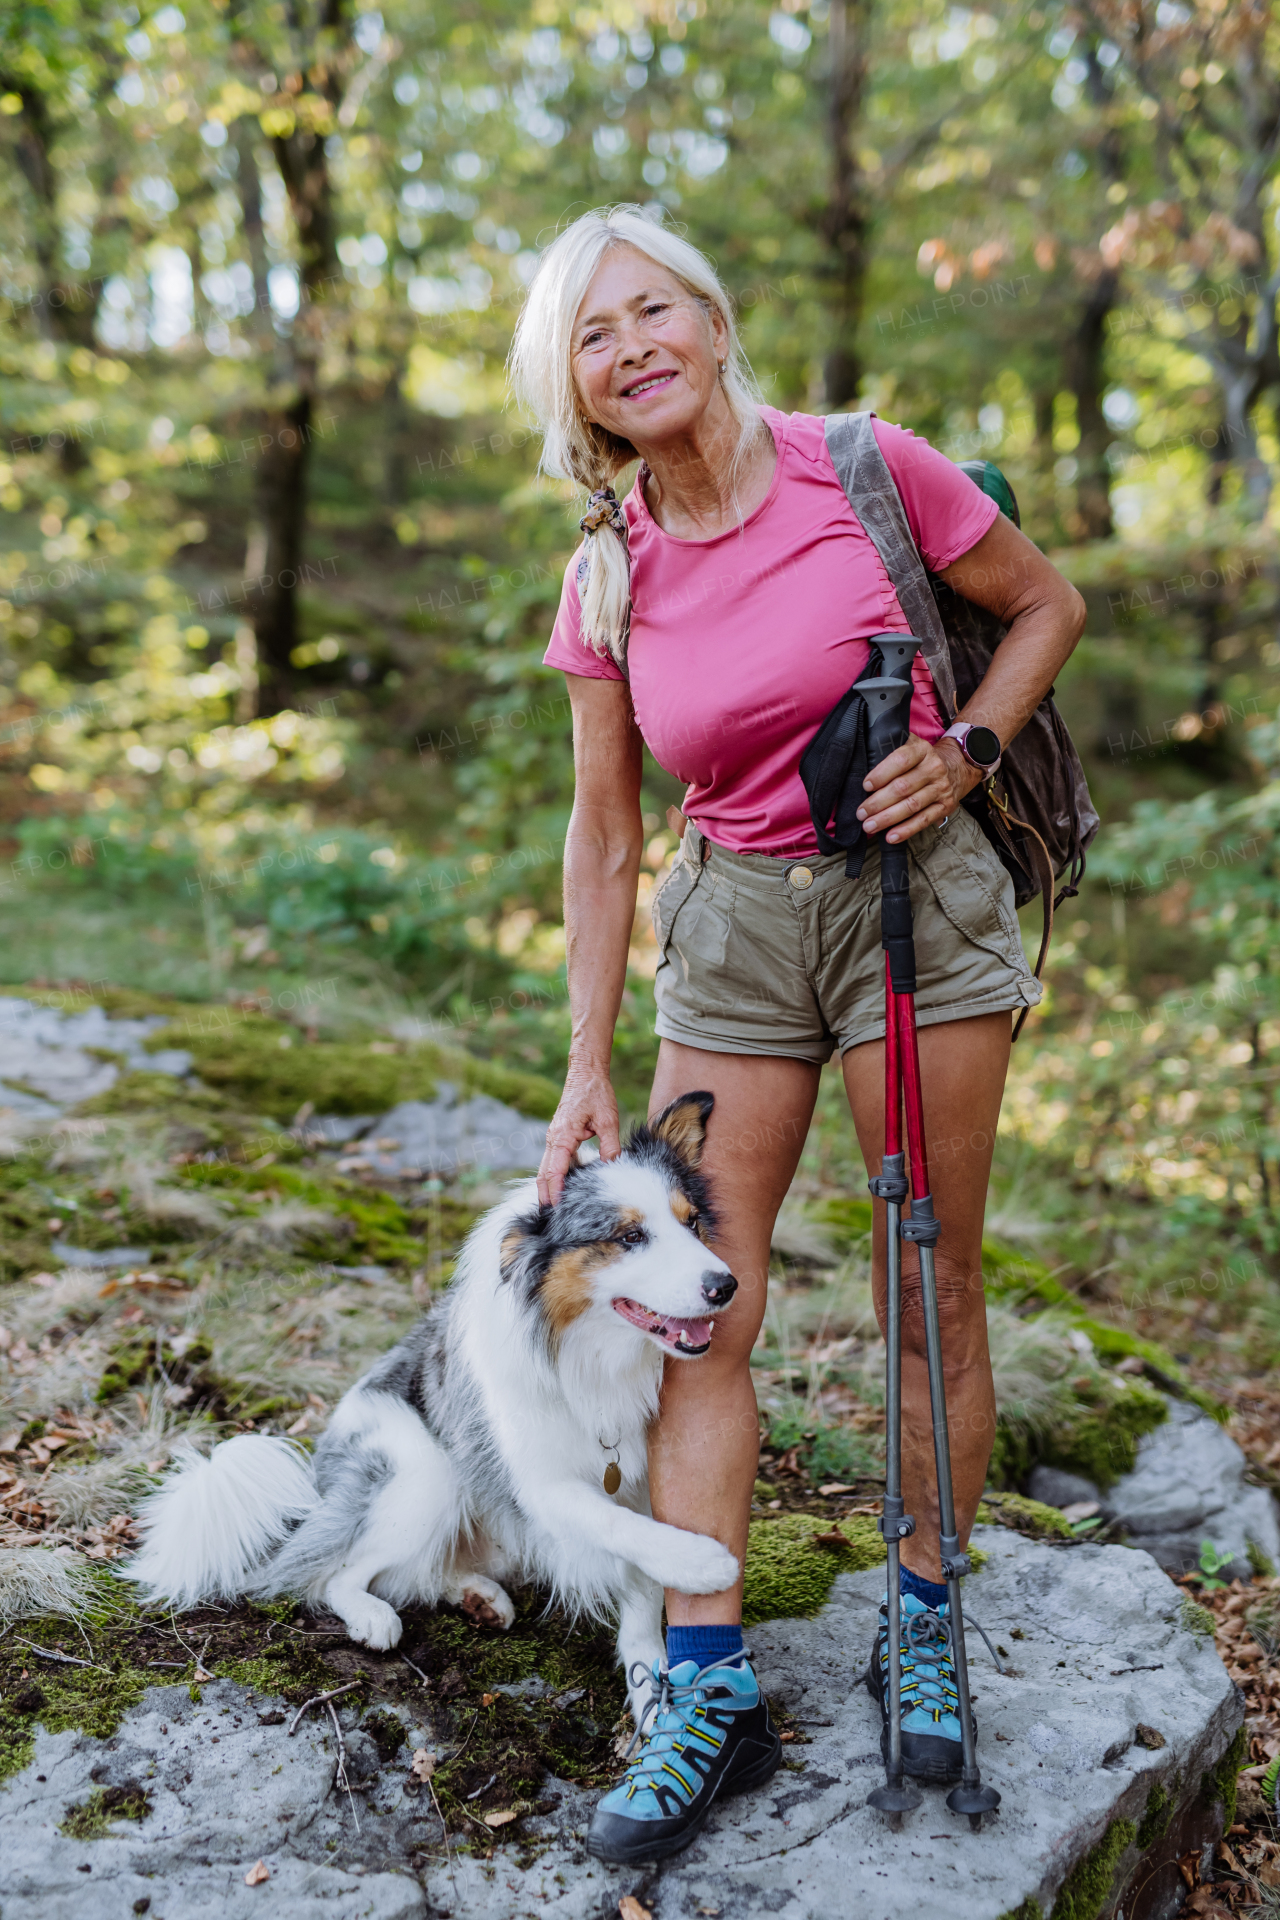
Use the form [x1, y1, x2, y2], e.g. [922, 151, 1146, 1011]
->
[966, 726, 1001, 766]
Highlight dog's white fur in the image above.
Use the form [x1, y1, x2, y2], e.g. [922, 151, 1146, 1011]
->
[126, 1097, 739, 1715]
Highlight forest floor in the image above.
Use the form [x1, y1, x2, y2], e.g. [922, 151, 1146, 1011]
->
[0, 945, 1277, 1908]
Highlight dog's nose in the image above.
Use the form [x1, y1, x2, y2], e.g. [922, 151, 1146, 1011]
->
[701, 1272, 737, 1308]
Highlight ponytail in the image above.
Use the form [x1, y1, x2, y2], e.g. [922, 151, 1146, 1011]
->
[576, 485, 630, 667]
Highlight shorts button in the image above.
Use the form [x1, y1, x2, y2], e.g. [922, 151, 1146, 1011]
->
[788, 865, 814, 891]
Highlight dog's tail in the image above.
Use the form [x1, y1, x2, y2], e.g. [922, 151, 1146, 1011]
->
[125, 1434, 317, 1609]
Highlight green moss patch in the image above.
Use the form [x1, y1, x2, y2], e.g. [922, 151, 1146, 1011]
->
[1201, 1725, 1248, 1832]
[991, 1372, 1168, 1492]
[0, 1642, 151, 1784]
[1051, 1816, 1136, 1920]
[742, 1514, 885, 1626]
[146, 1009, 559, 1122]
[1180, 1595, 1216, 1640]
[977, 1493, 1074, 1541]
[60, 1782, 152, 1839]
[1137, 1773, 1177, 1850]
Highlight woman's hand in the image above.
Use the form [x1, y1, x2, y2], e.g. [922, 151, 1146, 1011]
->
[537, 1060, 622, 1206]
[856, 735, 980, 845]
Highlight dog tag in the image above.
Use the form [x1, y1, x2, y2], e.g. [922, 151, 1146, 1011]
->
[603, 1461, 622, 1496]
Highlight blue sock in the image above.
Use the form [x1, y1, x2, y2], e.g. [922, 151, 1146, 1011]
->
[900, 1564, 949, 1611]
[665, 1622, 746, 1670]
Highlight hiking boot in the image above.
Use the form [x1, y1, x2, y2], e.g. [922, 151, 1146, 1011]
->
[865, 1590, 966, 1784]
[586, 1653, 781, 1864]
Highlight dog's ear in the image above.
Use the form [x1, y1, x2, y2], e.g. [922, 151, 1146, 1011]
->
[649, 1091, 714, 1169]
[499, 1204, 550, 1290]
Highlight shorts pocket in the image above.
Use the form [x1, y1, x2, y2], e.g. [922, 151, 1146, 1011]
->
[652, 858, 701, 959]
[913, 812, 1026, 970]
[669, 871, 732, 969]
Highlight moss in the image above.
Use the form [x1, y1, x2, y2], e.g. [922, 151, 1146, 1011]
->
[178, 1161, 478, 1267]
[147, 1010, 560, 1123]
[977, 1494, 1074, 1541]
[1201, 1725, 1248, 1833]
[95, 1330, 228, 1413]
[741, 1515, 885, 1627]
[1050, 1816, 1136, 1920]
[1247, 1539, 1276, 1579]
[212, 1642, 344, 1702]
[76, 1071, 234, 1118]
[0, 1645, 152, 1784]
[997, 1903, 1044, 1920]
[362, 1706, 407, 1763]
[1180, 1595, 1216, 1640]
[1137, 1774, 1176, 1850]
[991, 1373, 1168, 1493]
[60, 1783, 152, 1839]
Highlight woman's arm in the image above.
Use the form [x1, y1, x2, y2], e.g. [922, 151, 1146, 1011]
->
[857, 511, 1087, 843]
[537, 672, 645, 1205]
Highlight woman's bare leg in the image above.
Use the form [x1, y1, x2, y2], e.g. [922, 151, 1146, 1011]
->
[842, 1011, 1010, 1583]
[646, 1039, 819, 1627]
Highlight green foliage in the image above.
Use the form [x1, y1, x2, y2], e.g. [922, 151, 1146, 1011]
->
[761, 1401, 881, 1489]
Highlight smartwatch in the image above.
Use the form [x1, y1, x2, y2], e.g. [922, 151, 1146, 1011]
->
[943, 721, 1002, 777]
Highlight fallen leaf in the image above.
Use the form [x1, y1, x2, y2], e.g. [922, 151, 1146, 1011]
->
[193, 1666, 213, 1683]
[818, 1482, 858, 1496]
[244, 1860, 270, 1886]
[779, 1729, 795, 1743]
[811, 1528, 848, 1548]
[1260, 1866, 1280, 1890]
[410, 1748, 435, 1782]
[1135, 1723, 1167, 1750]
[483, 1808, 518, 1827]
[481, 1692, 497, 1707]
[619, 1899, 652, 1920]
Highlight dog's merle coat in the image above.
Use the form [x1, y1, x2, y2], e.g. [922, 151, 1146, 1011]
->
[128, 1093, 740, 1711]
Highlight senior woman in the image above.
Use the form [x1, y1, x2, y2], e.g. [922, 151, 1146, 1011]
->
[509, 206, 1085, 1862]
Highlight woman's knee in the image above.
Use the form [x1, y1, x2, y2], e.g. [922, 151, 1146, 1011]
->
[899, 1255, 987, 1349]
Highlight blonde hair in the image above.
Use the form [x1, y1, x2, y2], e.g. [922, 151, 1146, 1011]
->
[508, 205, 764, 665]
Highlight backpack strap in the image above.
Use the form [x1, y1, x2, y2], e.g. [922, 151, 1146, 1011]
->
[823, 411, 957, 721]
[823, 409, 1052, 1042]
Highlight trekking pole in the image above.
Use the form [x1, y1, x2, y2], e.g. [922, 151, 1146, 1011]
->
[859, 641, 1000, 1835]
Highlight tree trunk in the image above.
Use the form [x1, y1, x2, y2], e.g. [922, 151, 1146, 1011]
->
[820, 0, 873, 411]
[232, 120, 274, 338]
[4, 79, 98, 347]
[1066, 265, 1119, 539]
[245, 10, 347, 715]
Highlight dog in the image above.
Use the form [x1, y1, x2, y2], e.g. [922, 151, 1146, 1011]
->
[126, 1091, 740, 1715]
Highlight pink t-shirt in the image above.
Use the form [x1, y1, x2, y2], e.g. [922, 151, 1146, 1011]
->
[542, 408, 997, 857]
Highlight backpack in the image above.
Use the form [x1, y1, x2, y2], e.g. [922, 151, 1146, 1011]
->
[821, 410, 1099, 1034]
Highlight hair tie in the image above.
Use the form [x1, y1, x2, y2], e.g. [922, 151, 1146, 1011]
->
[579, 487, 627, 539]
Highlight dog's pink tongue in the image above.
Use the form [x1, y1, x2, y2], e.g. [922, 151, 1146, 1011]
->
[663, 1315, 713, 1351]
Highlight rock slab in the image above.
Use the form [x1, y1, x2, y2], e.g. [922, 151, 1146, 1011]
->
[0, 1528, 1242, 1920]
[1033, 1399, 1280, 1582]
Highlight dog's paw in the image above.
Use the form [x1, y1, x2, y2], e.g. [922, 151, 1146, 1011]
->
[443, 1574, 516, 1631]
[461, 1584, 515, 1631]
[329, 1591, 403, 1651]
[652, 1533, 740, 1597]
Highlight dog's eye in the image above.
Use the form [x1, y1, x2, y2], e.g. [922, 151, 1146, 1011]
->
[620, 1228, 646, 1247]
[686, 1211, 699, 1230]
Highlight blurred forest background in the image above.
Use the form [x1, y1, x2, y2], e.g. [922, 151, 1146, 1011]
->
[2, 0, 1280, 1392]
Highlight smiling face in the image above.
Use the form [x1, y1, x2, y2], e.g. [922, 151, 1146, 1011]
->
[570, 245, 729, 456]
[500, 1092, 736, 1360]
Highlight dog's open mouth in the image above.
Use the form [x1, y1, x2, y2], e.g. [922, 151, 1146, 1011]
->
[612, 1297, 714, 1355]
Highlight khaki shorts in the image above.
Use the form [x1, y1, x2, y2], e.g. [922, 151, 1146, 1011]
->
[651, 814, 1041, 1063]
